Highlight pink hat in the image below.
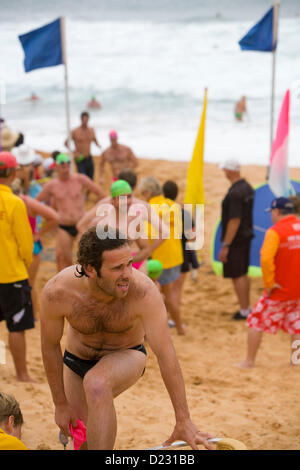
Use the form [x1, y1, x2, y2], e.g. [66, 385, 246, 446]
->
[0, 151, 19, 169]
[109, 129, 118, 139]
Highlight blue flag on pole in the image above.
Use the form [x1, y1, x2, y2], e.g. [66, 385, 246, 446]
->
[239, 7, 275, 52]
[19, 18, 64, 72]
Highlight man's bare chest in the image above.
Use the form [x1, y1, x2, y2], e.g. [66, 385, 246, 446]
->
[53, 181, 83, 203]
[73, 129, 93, 144]
[68, 297, 135, 336]
[107, 148, 129, 164]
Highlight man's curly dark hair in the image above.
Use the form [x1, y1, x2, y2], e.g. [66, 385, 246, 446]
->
[75, 226, 129, 278]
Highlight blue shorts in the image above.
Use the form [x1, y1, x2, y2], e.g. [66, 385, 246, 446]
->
[157, 265, 181, 286]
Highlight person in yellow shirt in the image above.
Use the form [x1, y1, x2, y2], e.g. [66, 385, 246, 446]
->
[138, 176, 185, 335]
[0, 392, 28, 450]
[0, 152, 34, 382]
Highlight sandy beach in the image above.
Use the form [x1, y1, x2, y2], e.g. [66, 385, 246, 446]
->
[1, 157, 300, 451]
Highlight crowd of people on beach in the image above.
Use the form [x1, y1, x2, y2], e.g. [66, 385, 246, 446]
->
[0, 109, 300, 450]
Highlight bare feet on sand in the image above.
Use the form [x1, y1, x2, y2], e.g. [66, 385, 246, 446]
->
[16, 373, 37, 383]
[237, 360, 254, 369]
[168, 319, 186, 335]
[177, 324, 186, 335]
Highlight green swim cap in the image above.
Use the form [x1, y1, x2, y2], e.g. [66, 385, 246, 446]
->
[111, 179, 132, 198]
[56, 153, 71, 165]
[147, 259, 163, 279]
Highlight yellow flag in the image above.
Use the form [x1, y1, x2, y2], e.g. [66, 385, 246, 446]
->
[184, 88, 207, 207]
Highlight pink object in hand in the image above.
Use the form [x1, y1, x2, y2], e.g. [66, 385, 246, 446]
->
[69, 419, 87, 450]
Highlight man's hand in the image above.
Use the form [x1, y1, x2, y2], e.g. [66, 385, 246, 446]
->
[218, 246, 229, 263]
[163, 419, 214, 450]
[55, 403, 78, 437]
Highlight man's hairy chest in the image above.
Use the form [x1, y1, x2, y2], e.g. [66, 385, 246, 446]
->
[67, 297, 136, 336]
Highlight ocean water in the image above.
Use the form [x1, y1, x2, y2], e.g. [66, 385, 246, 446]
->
[0, 0, 300, 168]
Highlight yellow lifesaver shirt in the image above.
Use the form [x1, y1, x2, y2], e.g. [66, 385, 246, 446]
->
[0, 428, 28, 450]
[0, 184, 33, 283]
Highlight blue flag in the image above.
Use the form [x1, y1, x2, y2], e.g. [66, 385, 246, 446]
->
[19, 18, 64, 72]
[239, 7, 276, 52]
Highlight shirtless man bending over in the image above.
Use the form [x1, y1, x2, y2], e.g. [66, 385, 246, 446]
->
[40, 227, 213, 450]
[65, 111, 101, 180]
[36, 154, 105, 271]
[99, 130, 138, 184]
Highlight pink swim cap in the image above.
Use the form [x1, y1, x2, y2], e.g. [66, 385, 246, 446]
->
[109, 129, 118, 139]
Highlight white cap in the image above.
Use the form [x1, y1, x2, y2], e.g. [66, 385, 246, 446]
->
[32, 155, 43, 167]
[13, 144, 37, 166]
[43, 157, 55, 171]
[219, 158, 241, 172]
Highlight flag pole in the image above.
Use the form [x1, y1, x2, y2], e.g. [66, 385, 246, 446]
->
[60, 17, 73, 170]
[268, 2, 280, 179]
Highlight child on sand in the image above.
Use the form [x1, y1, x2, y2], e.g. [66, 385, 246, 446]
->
[0, 393, 28, 450]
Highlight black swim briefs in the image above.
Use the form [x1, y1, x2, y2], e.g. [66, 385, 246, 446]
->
[58, 224, 79, 238]
[63, 344, 147, 378]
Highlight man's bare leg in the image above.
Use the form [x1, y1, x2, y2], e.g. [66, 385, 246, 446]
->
[28, 254, 41, 320]
[291, 334, 300, 366]
[56, 228, 74, 272]
[238, 328, 263, 369]
[8, 331, 35, 382]
[232, 274, 250, 310]
[63, 365, 88, 423]
[173, 273, 186, 307]
[161, 283, 185, 335]
[82, 349, 146, 449]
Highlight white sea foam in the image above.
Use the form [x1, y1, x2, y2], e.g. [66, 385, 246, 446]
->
[0, 4, 300, 168]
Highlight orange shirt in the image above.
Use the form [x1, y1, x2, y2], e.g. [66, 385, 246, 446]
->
[260, 215, 300, 301]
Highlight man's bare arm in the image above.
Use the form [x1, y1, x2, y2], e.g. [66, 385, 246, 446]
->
[64, 137, 70, 149]
[77, 205, 99, 234]
[40, 282, 77, 435]
[92, 128, 102, 150]
[219, 218, 241, 263]
[78, 174, 105, 200]
[133, 238, 152, 263]
[65, 129, 75, 150]
[223, 218, 241, 245]
[36, 182, 54, 203]
[128, 148, 138, 168]
[140, 281, 213, 449]
[99, 152, 107, 184]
